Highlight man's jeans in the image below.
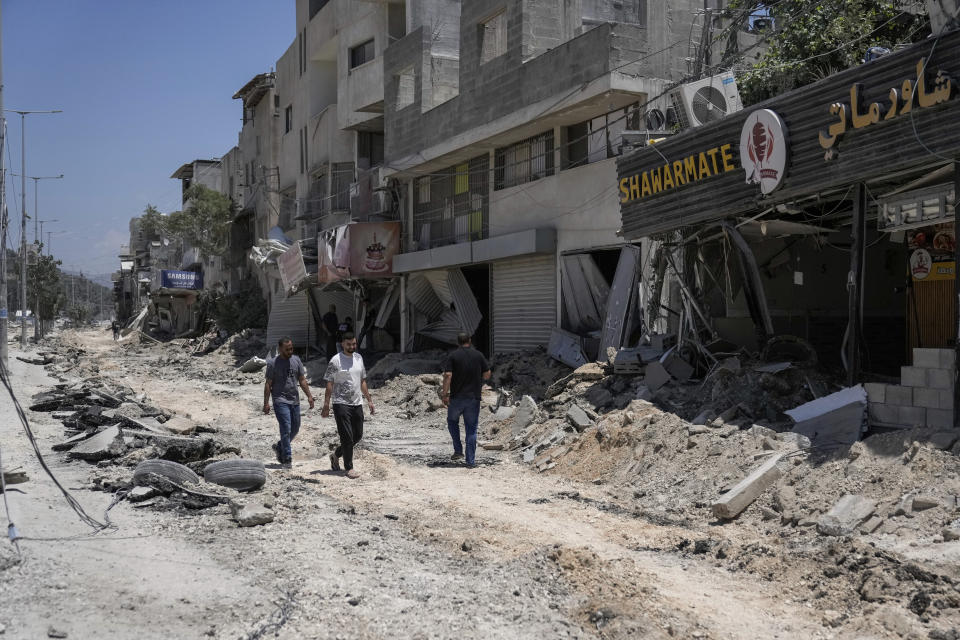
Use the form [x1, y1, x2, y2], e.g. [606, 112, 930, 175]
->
[447, 396, 481, 465]
[273, 401, 301, 462]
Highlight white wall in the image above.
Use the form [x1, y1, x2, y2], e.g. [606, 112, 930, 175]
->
[488, 156, 622, 254]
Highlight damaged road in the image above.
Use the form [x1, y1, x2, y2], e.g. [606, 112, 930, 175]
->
[1, 329, 959, 639]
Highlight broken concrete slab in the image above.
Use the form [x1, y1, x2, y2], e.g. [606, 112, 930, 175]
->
[492, 406, 515, 422]
[817, 494, 876, 536]
[691, 410, 716, 426]
[239, 356, 267, 373]
[643, 361, 671, 391]
[635, 385, 653, 401]
[790, 401, 865, 447]
[859, 515, 884, 534]
[123, 430, 215, 463]
[566, 405, 593, 432]
[162, 416, 197, 436]
[688, 424, 710, 435]
[572, 362, 605, 381]
[511, 396, 539, 435]
[779, 432, 811, 450]
[785, 385, 867, 422]
[51, 431, 94, 452]
[67, 425, 125, 461]
[712, 454, 784, 520]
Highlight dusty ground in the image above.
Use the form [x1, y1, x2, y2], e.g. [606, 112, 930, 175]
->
[1, 327, 958, 639]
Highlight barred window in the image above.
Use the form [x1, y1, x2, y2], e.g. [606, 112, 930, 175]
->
[494, 130, 554, 190]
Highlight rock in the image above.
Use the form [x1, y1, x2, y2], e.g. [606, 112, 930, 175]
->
[461, 541, 473, 552]
[662, 353, 694, 381]
[522, 448, 535, 463]
[510, 395, 539, 436]
[566, 405, 593, 432]
[912, 495, 940, 511]
[127, 486, 159, 503]
[859, 571, 887, 602]
[492, 406, 515, 422]
[747, 424, 776, 438]
[847, 441, 866, 460]
[761, 436, 778, 450]
[67, 425, 125, 461]
[635, 385, 653, 401]
[712, 454, 784, 520]
[47, 627, 68, 639]
[573, 362, 604, 381]
[818, 494, 876, 536]
[239, 356, 266, 373]
[162, 416, 197, 436]
[347, 596, 361, 606]
[418, 374, 442, 386]
[760, 507, 779, 521]
[942, 527, 960, 541]
[234, 504, 275, 527]
[716, 424, 739, 438]
[893, 492, 916, 517]
[718, 405, 740, 423]
[479, 442, 504, 450]
[688, 424, 710, 435]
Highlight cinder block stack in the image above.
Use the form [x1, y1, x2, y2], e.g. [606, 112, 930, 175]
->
[865, 348, 955, 429]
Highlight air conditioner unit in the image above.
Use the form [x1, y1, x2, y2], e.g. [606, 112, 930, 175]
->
[669, 73, 743, 129]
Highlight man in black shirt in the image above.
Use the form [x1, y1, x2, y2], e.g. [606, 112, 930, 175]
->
[442, 333, 491, 467]
[322, 305, 339, 358]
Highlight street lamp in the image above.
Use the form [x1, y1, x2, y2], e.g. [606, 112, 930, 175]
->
[46, 229, 65, 256]
[39, 218, 59, 254]
[11, 174, 63, 243]
[5, 108, 62, 347]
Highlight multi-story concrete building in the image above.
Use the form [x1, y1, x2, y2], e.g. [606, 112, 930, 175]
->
[384, 0, 729, 354]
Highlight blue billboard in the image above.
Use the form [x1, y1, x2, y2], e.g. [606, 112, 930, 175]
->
[160, 270, 203, 290]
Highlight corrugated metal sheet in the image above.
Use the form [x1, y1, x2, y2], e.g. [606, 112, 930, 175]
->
[618, 29, 960, 239]
[447, 268, 482, 334]
[493, 254, 557, 353]
[561, 254, 610, 333]
[599, 245, 641, 355]
[407, 275, 446, 320]
[267, 290, 310, 351]
[422, 270, 453, 305]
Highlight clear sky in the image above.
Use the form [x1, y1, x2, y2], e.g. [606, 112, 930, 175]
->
[2, 1, 293, 278]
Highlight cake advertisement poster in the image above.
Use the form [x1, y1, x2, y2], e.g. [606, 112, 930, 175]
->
[907, 222, 955, 282]
[348, 222, 400, 277]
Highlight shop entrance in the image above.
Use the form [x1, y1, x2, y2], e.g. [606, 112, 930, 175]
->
[461, 264, 491, 356]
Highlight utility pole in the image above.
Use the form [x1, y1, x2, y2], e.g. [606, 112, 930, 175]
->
[5, 109, 62, 347]
[0, 0, 7, 369]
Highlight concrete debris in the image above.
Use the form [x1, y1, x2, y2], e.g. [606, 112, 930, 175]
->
[859, 515, 884, 534]
[1, 470, 28, 485]
[239, 356, 267, 373]
[817, 494, 876, 536]
[565, 405, 593, 432]
[127, 486, 160, 502]
[161, 416, 197, 436]
[942, 527, 960, 541]
[661, 352, 694, 382]
[927, 431, 959, 451]
[46, 626, 68, 639]
[643, 361, 671, 391]
[67, 425, 125, 461]
[912, 495, 940, 511]
[511, 396, 539, 435]
[233, 503, 275, 527]
[572, 362, 605, 381]
[712, 454, 783, 520]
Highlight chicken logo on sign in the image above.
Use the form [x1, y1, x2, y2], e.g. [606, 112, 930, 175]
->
[740, 109, 789, 195]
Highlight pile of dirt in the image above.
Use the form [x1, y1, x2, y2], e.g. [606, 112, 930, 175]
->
[376, 374, 446, 417]
[490, 347, 571, 401]
[212, 328, 267, 360]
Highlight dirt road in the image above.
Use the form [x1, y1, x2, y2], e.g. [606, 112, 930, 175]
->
[0, 328, 954, 639]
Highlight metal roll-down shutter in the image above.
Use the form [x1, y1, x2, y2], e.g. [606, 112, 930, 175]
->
[492, 254, 556, 353]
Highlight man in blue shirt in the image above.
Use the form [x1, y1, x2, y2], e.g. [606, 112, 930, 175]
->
[263, 337, 315, 466]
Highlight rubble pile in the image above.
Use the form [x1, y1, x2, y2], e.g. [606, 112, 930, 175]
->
[212, 327, 267, 360]
[28, 349, 274, 526]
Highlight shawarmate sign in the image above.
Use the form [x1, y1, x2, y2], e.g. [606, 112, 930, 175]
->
[278, 242, 308, 295]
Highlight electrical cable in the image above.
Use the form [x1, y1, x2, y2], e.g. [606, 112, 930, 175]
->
[0, 424, 22, 556]
[0, 360, 112, 535]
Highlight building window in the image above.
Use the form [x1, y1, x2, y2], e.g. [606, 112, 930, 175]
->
[284, 105, 293, 133]
[480, 11, 507, 64]
[562, 102, 640, 169]
[350, 39, 375, 69]
[495, 130, 555, 190]
[357, 132, 384, 169]
[396, 66, 415, 110]
[413, 155, 489, 249]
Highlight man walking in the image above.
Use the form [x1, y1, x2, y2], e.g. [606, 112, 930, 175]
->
[263, 337, 315, 466]
[322, 332, 374, 479]
[111, 320, 120, 341]
[442, 333, 491, 467]
[322, 304, 339, 358]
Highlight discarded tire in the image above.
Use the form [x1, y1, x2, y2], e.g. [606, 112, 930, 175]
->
[133, 459, 200, 487]
[203, 459, 266, 492]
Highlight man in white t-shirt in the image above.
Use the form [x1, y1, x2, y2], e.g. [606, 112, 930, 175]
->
[321, 331, 374, 479]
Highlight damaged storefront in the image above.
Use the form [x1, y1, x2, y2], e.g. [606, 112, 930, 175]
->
[616, 29, 960, 434]
[259, 221, 403, 356]
[151, 269, 204, 336]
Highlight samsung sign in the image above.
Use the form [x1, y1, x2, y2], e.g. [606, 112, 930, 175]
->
[160, 270, 203, 290]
